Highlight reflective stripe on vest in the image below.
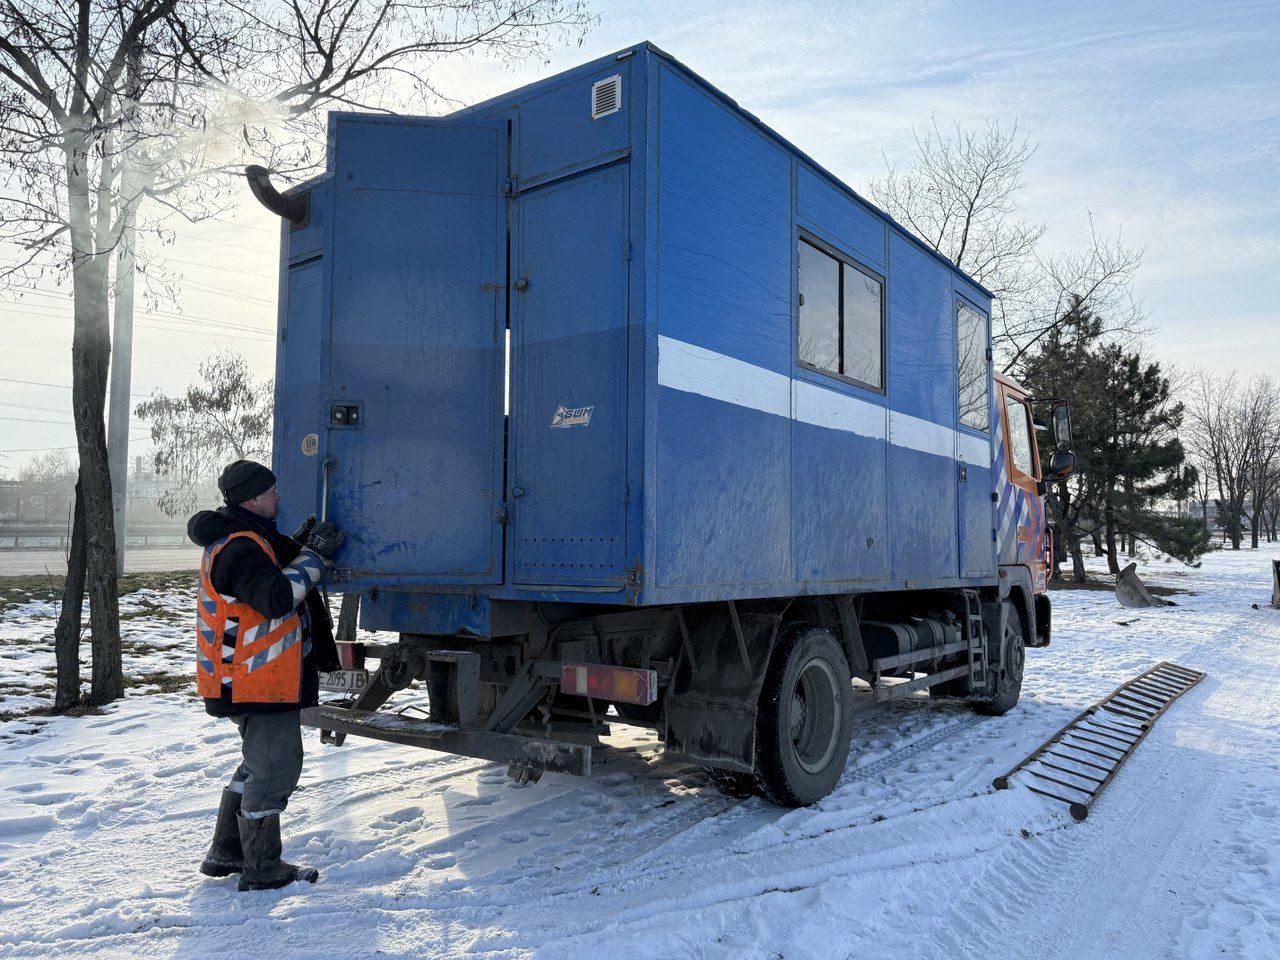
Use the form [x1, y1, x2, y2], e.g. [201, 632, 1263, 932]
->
[195, 531, 320, 705]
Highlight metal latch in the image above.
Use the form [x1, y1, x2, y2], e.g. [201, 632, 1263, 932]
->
[329, 403, 362, 428]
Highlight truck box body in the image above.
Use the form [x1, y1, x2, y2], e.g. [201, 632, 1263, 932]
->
[272, 43, 999, 637]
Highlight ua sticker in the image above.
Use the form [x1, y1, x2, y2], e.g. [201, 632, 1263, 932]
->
[301, 433, 319, 456]
[551, 404, 593, 428]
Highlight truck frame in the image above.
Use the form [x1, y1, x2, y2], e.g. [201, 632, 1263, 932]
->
[257, 42, 1074, 806]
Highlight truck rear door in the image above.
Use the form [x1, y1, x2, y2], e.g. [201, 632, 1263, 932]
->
[324, 114, 507, 584]
[509, 165, 630, 586]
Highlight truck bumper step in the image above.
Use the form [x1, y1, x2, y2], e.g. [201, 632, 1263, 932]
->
[992, 661, 1205, 820]
[300, 705, 592, 777]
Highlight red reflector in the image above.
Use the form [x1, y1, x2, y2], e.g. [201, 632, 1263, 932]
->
[560, 663, 658, 706]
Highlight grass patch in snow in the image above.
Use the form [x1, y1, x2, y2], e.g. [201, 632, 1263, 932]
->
[0, 570, 195, 612]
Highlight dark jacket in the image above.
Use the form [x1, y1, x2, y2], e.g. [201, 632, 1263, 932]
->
[187, 505, 339, 717]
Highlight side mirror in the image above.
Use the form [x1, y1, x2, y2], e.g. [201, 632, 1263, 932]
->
[1051, 400, 1072, 452]
[1050, 450, 1076, 479]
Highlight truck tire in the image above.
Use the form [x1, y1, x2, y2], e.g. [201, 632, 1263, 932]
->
[974, 602, 1025, 716]
[754, 627, 853, 806]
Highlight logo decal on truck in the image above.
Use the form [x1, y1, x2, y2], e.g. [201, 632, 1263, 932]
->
[551, 404, 594, 428]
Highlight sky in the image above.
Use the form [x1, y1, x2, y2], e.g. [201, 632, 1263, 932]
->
[1, 0, 1277, 476]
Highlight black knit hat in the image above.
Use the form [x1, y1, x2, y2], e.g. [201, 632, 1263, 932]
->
[218, 459, 277, 504]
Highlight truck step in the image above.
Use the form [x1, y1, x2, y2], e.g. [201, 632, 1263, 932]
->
[992, 661, 1205, 820]
[300, 705, 592, 777]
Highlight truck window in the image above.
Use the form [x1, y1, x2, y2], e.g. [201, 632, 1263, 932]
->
[842, 262, 883, 389]
[956, 300, 990, 431]
[798, 237, 884, 390]
[1006, 394, 1036, 477]
[798, 239, 839, 374]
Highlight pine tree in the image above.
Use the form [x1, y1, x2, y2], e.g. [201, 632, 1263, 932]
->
[1019, 298, 1209, 581]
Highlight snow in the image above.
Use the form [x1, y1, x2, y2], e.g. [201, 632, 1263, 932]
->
[1, 549, 1279, 958]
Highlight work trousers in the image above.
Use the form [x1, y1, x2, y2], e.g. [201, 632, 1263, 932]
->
[226, 710, 304, 817]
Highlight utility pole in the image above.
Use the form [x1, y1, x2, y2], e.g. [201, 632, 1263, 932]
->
[107, 231, 135, 576]
[107, 42, 141, 577]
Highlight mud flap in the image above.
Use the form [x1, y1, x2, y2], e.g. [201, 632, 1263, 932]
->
[662, 602, 780, 773]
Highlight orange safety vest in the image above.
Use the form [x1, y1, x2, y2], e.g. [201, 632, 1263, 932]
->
[196, 531, 305, 704]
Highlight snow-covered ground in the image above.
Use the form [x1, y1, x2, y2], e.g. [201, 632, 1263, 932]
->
[1, 549, 1278, 959]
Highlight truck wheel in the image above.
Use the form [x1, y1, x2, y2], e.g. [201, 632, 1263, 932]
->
[754, 627, 853, 806]
[975, 602, 1026, 716]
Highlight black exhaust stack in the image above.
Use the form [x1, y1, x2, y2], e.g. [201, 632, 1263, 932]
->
[245, 165, 309, 227]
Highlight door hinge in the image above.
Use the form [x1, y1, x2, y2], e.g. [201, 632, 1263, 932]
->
[505, 177, 517, 199]
[495, 503, 509, 524]
[626, 241, 633, 261]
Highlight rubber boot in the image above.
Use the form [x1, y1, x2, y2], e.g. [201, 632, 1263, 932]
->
[199, 788, 244, 877]
[236, 811, 319, 892]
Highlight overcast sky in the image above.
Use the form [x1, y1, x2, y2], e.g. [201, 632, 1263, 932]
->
[1, 0, 1276, 476]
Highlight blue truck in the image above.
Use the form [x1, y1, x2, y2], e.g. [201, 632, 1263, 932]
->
[249, 42, 1075, 806]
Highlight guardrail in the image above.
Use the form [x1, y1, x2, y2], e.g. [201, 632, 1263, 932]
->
[0, 523, 188, 550]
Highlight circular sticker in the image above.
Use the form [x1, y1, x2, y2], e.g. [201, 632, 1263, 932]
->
[301, 433, 319, 457]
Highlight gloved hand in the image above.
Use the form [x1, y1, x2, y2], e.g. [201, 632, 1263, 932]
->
[305, 520, 346, 560]
[291, 514, 318, 544]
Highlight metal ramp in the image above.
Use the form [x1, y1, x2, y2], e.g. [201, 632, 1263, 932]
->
[993, 661, 1206, 820]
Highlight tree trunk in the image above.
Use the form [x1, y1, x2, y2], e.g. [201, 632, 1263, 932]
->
[64, 125, 124, 706]
[1070, 539, 1087, 583]
[1104, 495, 1120, 574]
[53, 479, 88, 712]
[1091, 529, 1105, 557]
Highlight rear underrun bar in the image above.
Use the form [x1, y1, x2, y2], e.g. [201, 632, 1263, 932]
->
[993, 660, 1206, 821]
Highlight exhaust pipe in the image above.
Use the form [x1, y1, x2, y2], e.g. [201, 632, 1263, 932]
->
[244, 165, 309, 225]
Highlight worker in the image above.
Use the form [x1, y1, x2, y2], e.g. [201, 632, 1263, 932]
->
[187, 459, 345, 891]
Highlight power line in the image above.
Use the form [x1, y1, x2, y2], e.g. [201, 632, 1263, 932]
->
[0, 283, 275, 332]
[0, 284, 272, 330]
[0, 304, 275, 343]
[0, 414, 74, 424]
[0, 375, 150, 399]
[160, 254, 278, 281]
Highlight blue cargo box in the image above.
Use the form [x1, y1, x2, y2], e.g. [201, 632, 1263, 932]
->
[271, 42, 996, 633]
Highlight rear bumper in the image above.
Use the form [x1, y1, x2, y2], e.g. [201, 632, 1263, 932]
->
[300, 705, 592, 776]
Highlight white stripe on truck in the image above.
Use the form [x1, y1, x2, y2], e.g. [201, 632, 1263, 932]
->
[657, 334, 991, 466]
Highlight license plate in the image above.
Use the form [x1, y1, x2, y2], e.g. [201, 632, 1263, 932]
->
[319, 668, 370, 695]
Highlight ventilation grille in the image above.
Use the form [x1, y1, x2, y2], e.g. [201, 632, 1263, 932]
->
[591, 75, 622, 120]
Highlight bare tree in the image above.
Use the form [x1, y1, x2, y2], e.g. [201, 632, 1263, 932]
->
[1244, 376, 1280, 548]
[135, 351, 272, 517]
[17, 449, 73, 482]
[1, 0, 593, 709]
[867, 119, 1144, 369]
[1186, 373, 1257, 550]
